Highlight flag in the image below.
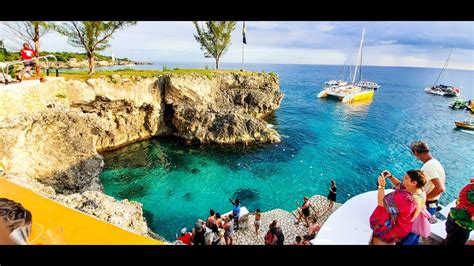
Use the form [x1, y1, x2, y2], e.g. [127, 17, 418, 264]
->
[242, 21, 247, 44]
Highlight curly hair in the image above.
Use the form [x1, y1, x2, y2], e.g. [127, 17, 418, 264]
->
[406, 170, 427, 188]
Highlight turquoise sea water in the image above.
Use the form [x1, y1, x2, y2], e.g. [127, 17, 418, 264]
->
[99, 62, 474, 241]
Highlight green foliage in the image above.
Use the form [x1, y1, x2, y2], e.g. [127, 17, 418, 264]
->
[53, 21, 136, 53]
[37, 51, 128, 63]
[0, 41, 20, 62]
[59, 68, 258, 81]
[193, 21, 237, 69]
[204, 65, 209, 70]
[269, 71, 277, 77]
[162, 66, 170, 71]
[53, 21, 136, 73]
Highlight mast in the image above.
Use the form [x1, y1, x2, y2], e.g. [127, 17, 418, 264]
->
[433, 47, 453, 87]
[352, 28, 365, 84]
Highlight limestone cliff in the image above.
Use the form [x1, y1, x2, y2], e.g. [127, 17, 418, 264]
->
[161, 72, 283, 144]
[0, 70, 283, 240]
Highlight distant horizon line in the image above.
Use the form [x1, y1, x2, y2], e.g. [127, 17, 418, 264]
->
[142, 61, 474, 72]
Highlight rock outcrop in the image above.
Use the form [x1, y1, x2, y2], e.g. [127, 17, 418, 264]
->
[65, 77, 163, 151]
[161, 72, 283, 144]
[0, 108, 104, 194]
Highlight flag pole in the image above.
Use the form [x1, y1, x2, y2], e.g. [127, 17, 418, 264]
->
[242, 21, 246, 66]
[242, 40, 245, 65]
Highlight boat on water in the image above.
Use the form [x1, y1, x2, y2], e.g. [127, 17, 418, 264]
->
[468, 100, 474, 113]
[318, 28, 377, 103]
[317, 84, 375, 103]
[425, 84, 460, 97]
[449, 98, 468, 109]
[455, 114, 474, 130]
[425, 48, 461, 97]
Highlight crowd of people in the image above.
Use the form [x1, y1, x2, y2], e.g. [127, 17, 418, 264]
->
[1, 140, 470, 246]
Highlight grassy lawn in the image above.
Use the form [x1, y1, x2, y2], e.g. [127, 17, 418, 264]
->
[58, 68, 275, 81]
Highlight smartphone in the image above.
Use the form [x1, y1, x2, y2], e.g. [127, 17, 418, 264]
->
[435, 212, 447, 221]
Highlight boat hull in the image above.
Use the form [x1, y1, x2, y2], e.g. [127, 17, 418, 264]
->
[455, 121, 474, 130]
[342, 90, 375, 103]
[425, 87, 460, 97]
[317, 90, 329, 98]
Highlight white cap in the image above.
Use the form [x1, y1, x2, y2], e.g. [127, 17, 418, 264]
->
[180, 227, 187, 234]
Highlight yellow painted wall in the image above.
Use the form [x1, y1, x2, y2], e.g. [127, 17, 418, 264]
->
[0, 178, 164, 245]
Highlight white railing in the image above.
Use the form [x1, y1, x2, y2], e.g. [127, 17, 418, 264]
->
[1, 54, 59, 85]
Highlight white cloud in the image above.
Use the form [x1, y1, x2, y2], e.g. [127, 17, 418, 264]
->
[319, 25, 335, 32]
[379, 40, 397, 45]
[2, 21, 472, 70]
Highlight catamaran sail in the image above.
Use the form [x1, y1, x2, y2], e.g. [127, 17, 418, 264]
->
[318, 28, 377, 103]
[425, 48, 461, 97]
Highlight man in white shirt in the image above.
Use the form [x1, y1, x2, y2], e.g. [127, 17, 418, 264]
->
[410, 141, 446, 215]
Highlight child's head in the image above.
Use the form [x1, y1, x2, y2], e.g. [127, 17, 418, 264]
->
[295, 236, 302, 243]
[256, 208, 261, 213]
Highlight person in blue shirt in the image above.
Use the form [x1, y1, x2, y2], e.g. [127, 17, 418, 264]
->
[229, 198, 241, 230]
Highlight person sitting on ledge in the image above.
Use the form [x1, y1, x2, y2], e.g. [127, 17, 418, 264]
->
[176, 227, 192, 245]
[303, 217, 321, 241]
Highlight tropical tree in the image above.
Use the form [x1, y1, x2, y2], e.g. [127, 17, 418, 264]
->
[193, 21, 236, 69]
[1, 21, 50, 75]
[54, 21, 136, 74]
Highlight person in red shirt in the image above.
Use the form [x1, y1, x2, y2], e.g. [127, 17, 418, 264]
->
[176, 227, 192, 245]
[17, 43, 37, 81]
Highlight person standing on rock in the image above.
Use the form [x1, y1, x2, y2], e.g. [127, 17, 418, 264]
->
[327, 180, 337, 212]
[229, 198, 241, 230]
[254, 208, 262, 236]
[295, 196, 312, 227]
[223, 214, 235, 245]
[207, 209, 216, 227]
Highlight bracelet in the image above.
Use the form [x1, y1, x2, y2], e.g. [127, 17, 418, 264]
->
[378, 185, 384, 189]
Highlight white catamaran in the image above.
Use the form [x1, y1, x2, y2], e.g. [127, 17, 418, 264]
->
[318, 28, 378, 103]
[425, 48, 461, 97]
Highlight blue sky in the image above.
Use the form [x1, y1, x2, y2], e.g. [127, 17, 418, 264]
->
[1, 21, 473, 70]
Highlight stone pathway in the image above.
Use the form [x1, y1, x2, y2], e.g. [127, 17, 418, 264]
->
[233, 195, 341, 245]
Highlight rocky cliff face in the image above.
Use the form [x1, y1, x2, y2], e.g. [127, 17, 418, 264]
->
[65, 77, 163, 151]
[0, 70, 283, 240]
[161, 72, 283, 144]
[0, 77, 163, 236]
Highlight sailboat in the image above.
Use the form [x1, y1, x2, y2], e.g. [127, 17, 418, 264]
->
[318, 28, 377, 103]
[425, 48, 461, 97]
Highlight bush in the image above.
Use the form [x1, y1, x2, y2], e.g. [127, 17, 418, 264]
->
[162, 66, 170, 71]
